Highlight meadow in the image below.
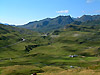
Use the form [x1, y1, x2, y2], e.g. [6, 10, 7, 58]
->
[1, 24, 100, 75]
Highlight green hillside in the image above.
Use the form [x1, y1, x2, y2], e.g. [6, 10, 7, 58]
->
[1, 23, 100, 75]
[0, 24, 39, 58]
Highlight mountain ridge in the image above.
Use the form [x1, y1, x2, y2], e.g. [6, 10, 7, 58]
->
[17, 15, 74, 32]
[17, 15, 100, 32]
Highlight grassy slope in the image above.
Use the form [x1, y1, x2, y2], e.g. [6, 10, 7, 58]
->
[0, 24, 39, 58]
[1, 24, 100, 74]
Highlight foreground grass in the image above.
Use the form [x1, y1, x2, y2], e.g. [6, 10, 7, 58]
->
[1, 65, 100, 75]
[39, 69, 100, 75]
[0, 65, 43, 75]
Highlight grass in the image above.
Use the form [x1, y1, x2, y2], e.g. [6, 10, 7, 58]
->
[39, 69, 100, 75]
[1, 65, 100, 75]
[0, 65, 43, 75]
[1, 25, 100, 74]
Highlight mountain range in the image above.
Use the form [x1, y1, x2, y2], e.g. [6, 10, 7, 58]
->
[18, 16, 74, 32]
[75, 15, 100, 22]
[17, 15, 100, 32]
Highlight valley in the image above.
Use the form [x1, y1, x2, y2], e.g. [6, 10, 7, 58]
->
[1, 17, 100, 75]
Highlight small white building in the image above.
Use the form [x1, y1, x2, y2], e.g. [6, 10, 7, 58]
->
[22, 38, 26, 41]
[69, 55, 78, 58]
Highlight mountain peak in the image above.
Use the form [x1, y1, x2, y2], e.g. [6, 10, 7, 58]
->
[76, 15, 100, 22]
[57, 15, 71, 18]
[18, 15, 74, 32]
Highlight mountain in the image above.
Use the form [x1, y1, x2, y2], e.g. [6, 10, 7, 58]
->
[81, 20, 100, 26]
[18, 15, 74, 32]
[17, 15, 100, 32]
[75, 15, 100, 22]
[0, 23, 37, 35]
[0, 22, 16, 26]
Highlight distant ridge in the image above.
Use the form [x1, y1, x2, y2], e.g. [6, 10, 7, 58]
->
[18, 15, 74, 32]
[75, 15, 100, 22]
[0, 22, 15, 26]
[17, 15, 100, 32]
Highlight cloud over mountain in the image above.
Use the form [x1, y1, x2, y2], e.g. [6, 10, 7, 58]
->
[56, 10, 69, 14]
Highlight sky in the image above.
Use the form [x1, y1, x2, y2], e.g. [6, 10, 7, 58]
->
[0, 0, 100, 25]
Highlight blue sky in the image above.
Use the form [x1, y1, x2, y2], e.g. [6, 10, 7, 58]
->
[0, 0, 100, 25]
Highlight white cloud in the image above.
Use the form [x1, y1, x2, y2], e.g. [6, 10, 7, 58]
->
[56, 10, 69, 14]
[86, 0, 100, 3]
[82, 10, 100, 14]
[86, 0, 93, 3]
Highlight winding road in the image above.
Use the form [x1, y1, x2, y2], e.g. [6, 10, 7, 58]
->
[0, 34, 47, 49]
[0, 38, 26, 49]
